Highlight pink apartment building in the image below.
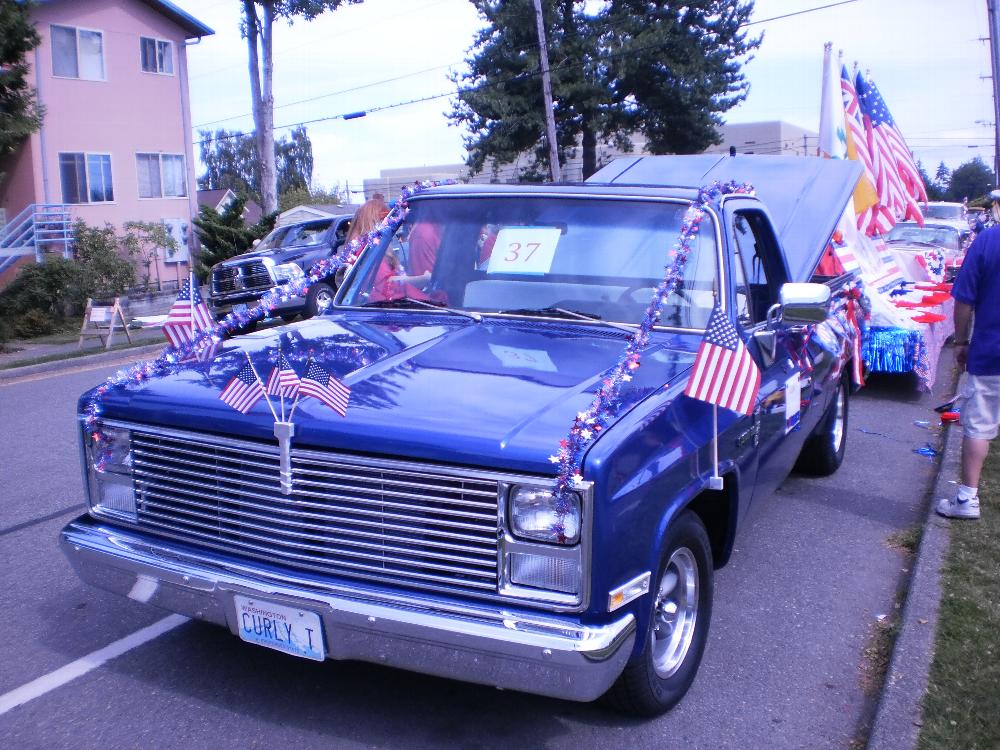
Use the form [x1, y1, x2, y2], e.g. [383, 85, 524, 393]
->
[0, 0, 212, 288]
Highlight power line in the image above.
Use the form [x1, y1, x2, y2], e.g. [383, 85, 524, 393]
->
[194, 0, 858, 149]
[192, 62, 458, 129]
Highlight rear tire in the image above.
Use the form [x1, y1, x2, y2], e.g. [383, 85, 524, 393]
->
[795, 376, 848, 476]
[603, 510, 713, 716]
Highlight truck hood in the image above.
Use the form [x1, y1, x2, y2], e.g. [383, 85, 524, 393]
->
[219, 243, 323, 266]
[92, 313, 698, 474]
[589, 154, 862, 282]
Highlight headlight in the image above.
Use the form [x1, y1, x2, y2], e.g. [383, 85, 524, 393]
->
[273, 262, 305, 284]
[508, 485, 580, 545]
[84, 426, 137, 521]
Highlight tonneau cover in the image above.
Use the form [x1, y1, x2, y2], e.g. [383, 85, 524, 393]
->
[588, 154, 862, 282]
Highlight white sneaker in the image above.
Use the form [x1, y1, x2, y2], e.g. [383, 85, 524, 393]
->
[936, 495, 981, 519]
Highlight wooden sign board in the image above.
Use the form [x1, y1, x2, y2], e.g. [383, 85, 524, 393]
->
[78, 297, 132, 350]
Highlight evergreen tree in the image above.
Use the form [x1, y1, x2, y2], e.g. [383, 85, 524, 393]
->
[917, 160, 944, 201]
[192, 196, 277, 281]
[934, 160, 950, 188]
[0, 1, 43, 182]
[450, 0, 760, 180]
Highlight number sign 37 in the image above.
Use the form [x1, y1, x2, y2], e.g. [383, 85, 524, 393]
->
[487, 226, 562, 275]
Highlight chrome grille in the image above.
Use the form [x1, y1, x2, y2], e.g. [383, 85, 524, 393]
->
[130, 430, 500, 597]
[213, 261, 272, 294]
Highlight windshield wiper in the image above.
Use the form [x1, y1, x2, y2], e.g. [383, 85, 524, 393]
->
[500, 306, 634, 332]
[361, 296, 481, 321]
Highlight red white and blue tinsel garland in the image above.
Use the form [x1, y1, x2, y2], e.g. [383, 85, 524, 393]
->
[546, 180, 754, 541]
[82, 180, 449, 470]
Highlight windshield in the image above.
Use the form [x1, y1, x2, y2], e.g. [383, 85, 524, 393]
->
[885, 224, 961, 252]
[338, 196, 718, 329]
[923, 204, 963, 220]
[257, 220, 333, 251]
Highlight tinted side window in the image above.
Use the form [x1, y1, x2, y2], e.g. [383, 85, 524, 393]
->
[730, 209, 784, 324]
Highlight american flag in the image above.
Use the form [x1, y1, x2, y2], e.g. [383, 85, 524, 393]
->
[855, 72, 926, 229]
[299, 359, 350, 416]
[219, 360, 266, 414]
[182, 337, 221, 364]
[684, 303, 761, 416]
[840, 65, 893, 235]
[266, 351, 301, 398]
[163, 277, 215, 348]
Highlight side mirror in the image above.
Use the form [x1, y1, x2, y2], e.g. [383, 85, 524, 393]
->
[779, 282, 831, 326]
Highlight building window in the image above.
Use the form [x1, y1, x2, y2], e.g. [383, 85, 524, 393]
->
[136, 153, 187, 198]
[51, 25, 105, 80]
[140, 37, 174, 75]
[59, 153, 114, 204]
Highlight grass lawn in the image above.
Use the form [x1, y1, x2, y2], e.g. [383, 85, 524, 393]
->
[918, 436, 1000, 749]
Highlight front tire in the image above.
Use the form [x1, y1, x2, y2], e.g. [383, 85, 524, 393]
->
[603, 510, 713, 716]
[795, 375, 848, 476]
[305, 282, 335, 317]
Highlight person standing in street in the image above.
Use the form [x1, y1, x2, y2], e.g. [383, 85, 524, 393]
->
[938, 190, 1000, 519]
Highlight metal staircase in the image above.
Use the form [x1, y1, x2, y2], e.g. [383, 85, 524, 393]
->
[0, 203, 73, 275]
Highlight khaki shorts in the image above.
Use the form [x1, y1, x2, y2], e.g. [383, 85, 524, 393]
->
[961, 373, 1000, 440]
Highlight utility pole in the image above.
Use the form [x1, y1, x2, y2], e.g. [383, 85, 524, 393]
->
[532, 0, 561, 182]
[988, 0, 1000, 184]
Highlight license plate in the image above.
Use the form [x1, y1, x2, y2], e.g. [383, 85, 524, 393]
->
[233, 304, 248, 315]
[233, 594, 325, 661]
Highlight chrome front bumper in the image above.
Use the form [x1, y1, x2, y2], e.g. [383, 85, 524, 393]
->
[60, 517, 636, 702]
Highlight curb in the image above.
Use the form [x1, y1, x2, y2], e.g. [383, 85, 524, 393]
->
[0, 343, 166, 381]
[866, 413, 959, 749]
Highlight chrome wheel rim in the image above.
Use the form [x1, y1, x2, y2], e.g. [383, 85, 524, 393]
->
[314, 289, 333, 312]
[651, 547, 699, 678]
[831, 385, 846, 452]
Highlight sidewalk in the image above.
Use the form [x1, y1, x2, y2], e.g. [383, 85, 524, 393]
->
[866, 361, 959, 750]
[0, 326, 168, 376]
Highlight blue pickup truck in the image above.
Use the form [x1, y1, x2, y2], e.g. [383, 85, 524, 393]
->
[61, 155, 863, 716]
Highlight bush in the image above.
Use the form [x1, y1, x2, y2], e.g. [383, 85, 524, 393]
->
[13, 309, 57, 337]
[0, 219, 140, 342]
[0, 256, 86, 319]
[73, 220, 135, 296]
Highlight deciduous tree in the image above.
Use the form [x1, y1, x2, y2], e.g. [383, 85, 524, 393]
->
[946, 157, 994, 203]
[241, 0, 360, 213]
[198, 125, 314, 202]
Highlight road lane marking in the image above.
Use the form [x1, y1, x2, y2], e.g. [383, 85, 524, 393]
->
[0, 614, 188, 716]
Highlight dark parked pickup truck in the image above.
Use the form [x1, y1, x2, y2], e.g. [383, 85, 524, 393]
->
[62, 155, 864, 716]
[209, 214, 353, 325]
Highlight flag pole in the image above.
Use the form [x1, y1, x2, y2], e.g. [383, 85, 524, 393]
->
[277, 341, 285, 422]
[245, 350, 278, 422]
[287, 353, 308, 422]
[709, 404, 723, 490]
[189, 270, 197, 339]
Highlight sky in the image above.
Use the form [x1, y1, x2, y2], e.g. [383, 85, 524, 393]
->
[171, 0, 997, 197]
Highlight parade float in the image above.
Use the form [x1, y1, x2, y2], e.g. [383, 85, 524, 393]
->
[817, 43, 957, 390]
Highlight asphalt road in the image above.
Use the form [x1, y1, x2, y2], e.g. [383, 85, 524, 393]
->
[0, 355, 954, 750]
